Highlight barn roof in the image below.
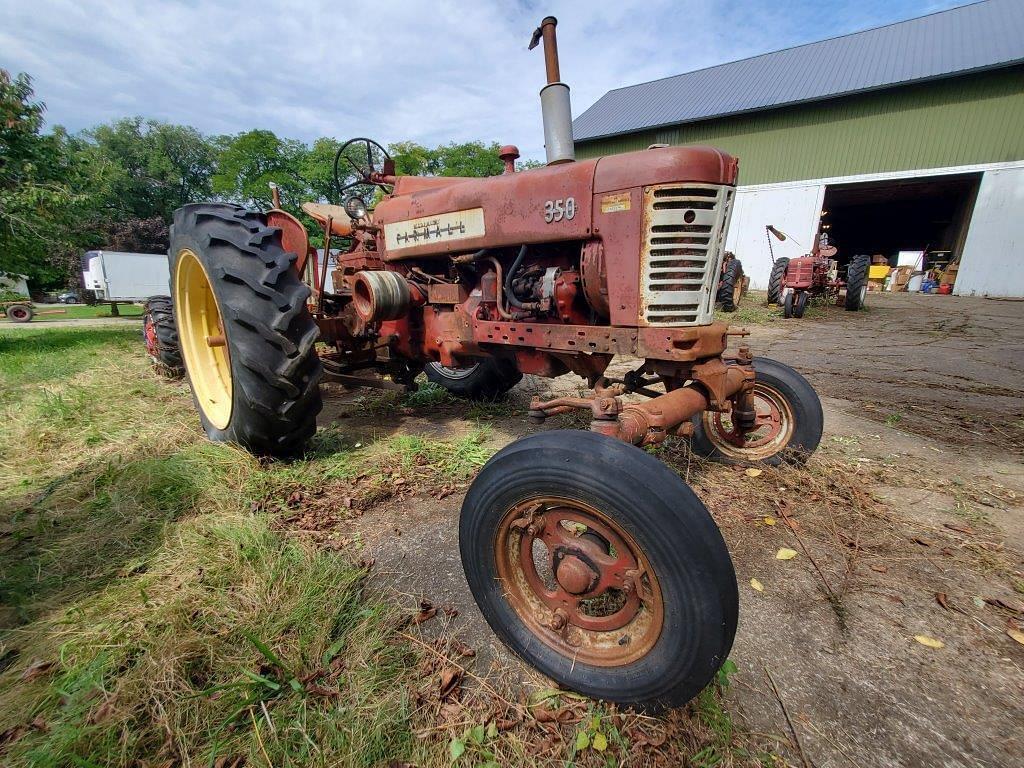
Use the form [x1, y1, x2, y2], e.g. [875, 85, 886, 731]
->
[572, 0, 1024, 142]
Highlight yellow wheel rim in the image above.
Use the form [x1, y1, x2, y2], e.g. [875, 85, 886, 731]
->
[174, 248, 233, 429]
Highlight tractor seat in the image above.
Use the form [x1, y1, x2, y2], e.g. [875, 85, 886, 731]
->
[301, 203, 354, 237]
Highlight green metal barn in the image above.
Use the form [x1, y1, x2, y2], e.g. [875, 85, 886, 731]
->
[572, 0, 1024, 297]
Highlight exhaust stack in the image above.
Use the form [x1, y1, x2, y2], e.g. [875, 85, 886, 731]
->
[529, 16, 575, 165]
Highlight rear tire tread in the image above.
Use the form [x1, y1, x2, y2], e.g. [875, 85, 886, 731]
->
[170, 203, 323, 457]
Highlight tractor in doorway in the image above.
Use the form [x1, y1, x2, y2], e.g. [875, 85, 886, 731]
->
[765, 225, 870, 318]
[165, 17, 823, 710]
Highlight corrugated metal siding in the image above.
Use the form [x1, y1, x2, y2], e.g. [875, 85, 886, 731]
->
[573, 0, 1024, 141]
[576, 66, 1024, 185]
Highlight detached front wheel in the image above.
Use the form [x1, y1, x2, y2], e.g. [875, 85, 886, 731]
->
[170, 203, 323, 457]
[690, 357, 823, 465]
[461, 430, 738, 709]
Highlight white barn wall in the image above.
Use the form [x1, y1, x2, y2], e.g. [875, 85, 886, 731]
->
[956, 167, 1024, 297]
[724, 184, 825, 290]
[721, 160, 1024, 297]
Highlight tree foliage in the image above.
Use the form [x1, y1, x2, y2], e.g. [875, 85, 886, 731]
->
[1, 67, 523, 290]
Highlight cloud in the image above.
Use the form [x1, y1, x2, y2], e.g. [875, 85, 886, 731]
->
[0, 0, 961, 161]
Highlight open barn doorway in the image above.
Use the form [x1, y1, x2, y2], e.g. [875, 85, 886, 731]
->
[820, 173, 981, 273]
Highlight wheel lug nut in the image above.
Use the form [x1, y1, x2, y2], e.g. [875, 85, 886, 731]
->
[549, 609, 568, 631]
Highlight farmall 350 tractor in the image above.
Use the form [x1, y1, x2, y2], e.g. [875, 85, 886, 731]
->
[765, 225, 871, 318]
[169, 17, 823, 709]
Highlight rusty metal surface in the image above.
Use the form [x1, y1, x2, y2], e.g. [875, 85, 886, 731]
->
[427, 283, 468, 305]
[592, 146, 737, 194]
[267, 209, 312, 274]
[700, 378, 795, 461]
[529, 358, 754, 446]
[373, 159, 598, 259]
[494, 496, 664, 666]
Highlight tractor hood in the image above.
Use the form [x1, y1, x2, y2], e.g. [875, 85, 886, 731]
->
[373, 146, 737, 260]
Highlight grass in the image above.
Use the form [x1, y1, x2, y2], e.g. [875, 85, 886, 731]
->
[0, 326, 776, 767]
[0, 326, 422, 766]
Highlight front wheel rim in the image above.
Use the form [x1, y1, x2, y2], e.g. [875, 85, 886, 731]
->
[430, 362, 480, 380]
[494, 496, 664, 667]
[174, 249, 232, 429]
[702, 382, 795, 461]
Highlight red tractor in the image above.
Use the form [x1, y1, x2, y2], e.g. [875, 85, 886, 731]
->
[167, 17, 823, 709]
[765, 226, 870, 318]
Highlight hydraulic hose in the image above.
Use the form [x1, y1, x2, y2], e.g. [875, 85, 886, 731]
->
[505, 245, 529, 309]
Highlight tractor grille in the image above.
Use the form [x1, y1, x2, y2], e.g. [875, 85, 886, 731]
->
[640, 183, 734, 326]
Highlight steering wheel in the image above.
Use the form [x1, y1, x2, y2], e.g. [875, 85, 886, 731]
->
[333, 137, 393, 202]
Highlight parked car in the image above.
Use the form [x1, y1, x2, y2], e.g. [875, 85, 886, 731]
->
[57, 291, 80, 304]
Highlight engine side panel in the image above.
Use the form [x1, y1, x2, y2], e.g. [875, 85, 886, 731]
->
[374, 160, 597, 259]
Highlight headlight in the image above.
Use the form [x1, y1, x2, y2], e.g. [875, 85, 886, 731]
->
[344, 195, 368, 220]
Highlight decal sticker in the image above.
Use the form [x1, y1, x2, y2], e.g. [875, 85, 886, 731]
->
[600, 193, 631, 213]
[384, 208, 485, 251]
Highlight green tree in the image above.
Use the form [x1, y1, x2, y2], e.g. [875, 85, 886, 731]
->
[212, 130, 308, 210]
[0, 70, 82, 287]
[81, 117, 216, 222]
[387, 140, 505, 178]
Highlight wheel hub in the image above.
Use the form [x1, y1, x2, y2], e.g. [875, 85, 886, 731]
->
[495, 497, 665, 667]
[555, 552, 599, 595]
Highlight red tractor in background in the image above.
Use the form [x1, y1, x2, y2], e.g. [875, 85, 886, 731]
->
[765, 226, 870, 318]
[164, 17, 825, 710]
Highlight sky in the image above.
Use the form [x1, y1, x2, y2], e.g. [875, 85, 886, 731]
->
[0, 0, 965, 161]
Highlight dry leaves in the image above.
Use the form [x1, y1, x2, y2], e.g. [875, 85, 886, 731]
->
[19, 659, 55, 682]
[438, 667, 463, 700]
[750, 578, 764, 592]
[411, 599, 437, 625]
[1007, 628, 1024, 646]
[776, 548, 798, 560]
[914, 635, 945, 649]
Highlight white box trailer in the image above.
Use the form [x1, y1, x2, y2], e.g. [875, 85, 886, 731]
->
[81, 250, 170, 301]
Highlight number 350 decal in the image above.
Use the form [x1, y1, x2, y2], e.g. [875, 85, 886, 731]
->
[543, 197, 576, 223]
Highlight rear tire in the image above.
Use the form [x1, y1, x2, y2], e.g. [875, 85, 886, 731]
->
[767, 258, 789, 304]
[717, 259, 743, 312]
[845, 255, 870, 311]
[783, 291, 794, 318]
[690, 357, 823, 465]
[425, 358, 521, 400]
[143, 296, 184, 378]
[170, 203, 323, 457]
[7, 304, 33, 323]
[461, 430, 737, 710]
[792, 290, 808, 318]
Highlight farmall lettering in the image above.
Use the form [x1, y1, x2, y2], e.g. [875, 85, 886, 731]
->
[384, 208, 485, 251]
[168, 14, 825, 713]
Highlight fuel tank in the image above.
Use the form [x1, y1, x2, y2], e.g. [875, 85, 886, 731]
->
[373, 146, 737, 261]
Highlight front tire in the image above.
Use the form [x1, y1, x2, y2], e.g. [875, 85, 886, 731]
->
[461, 430, 738, 709]
[845, 255, 870, 311]
[792, 290, 808, 318]
[767, 258, 789, 304]
[424, 358, 521, 400]
[690, 357, 823, 465]
[170, 203, 323, 457]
